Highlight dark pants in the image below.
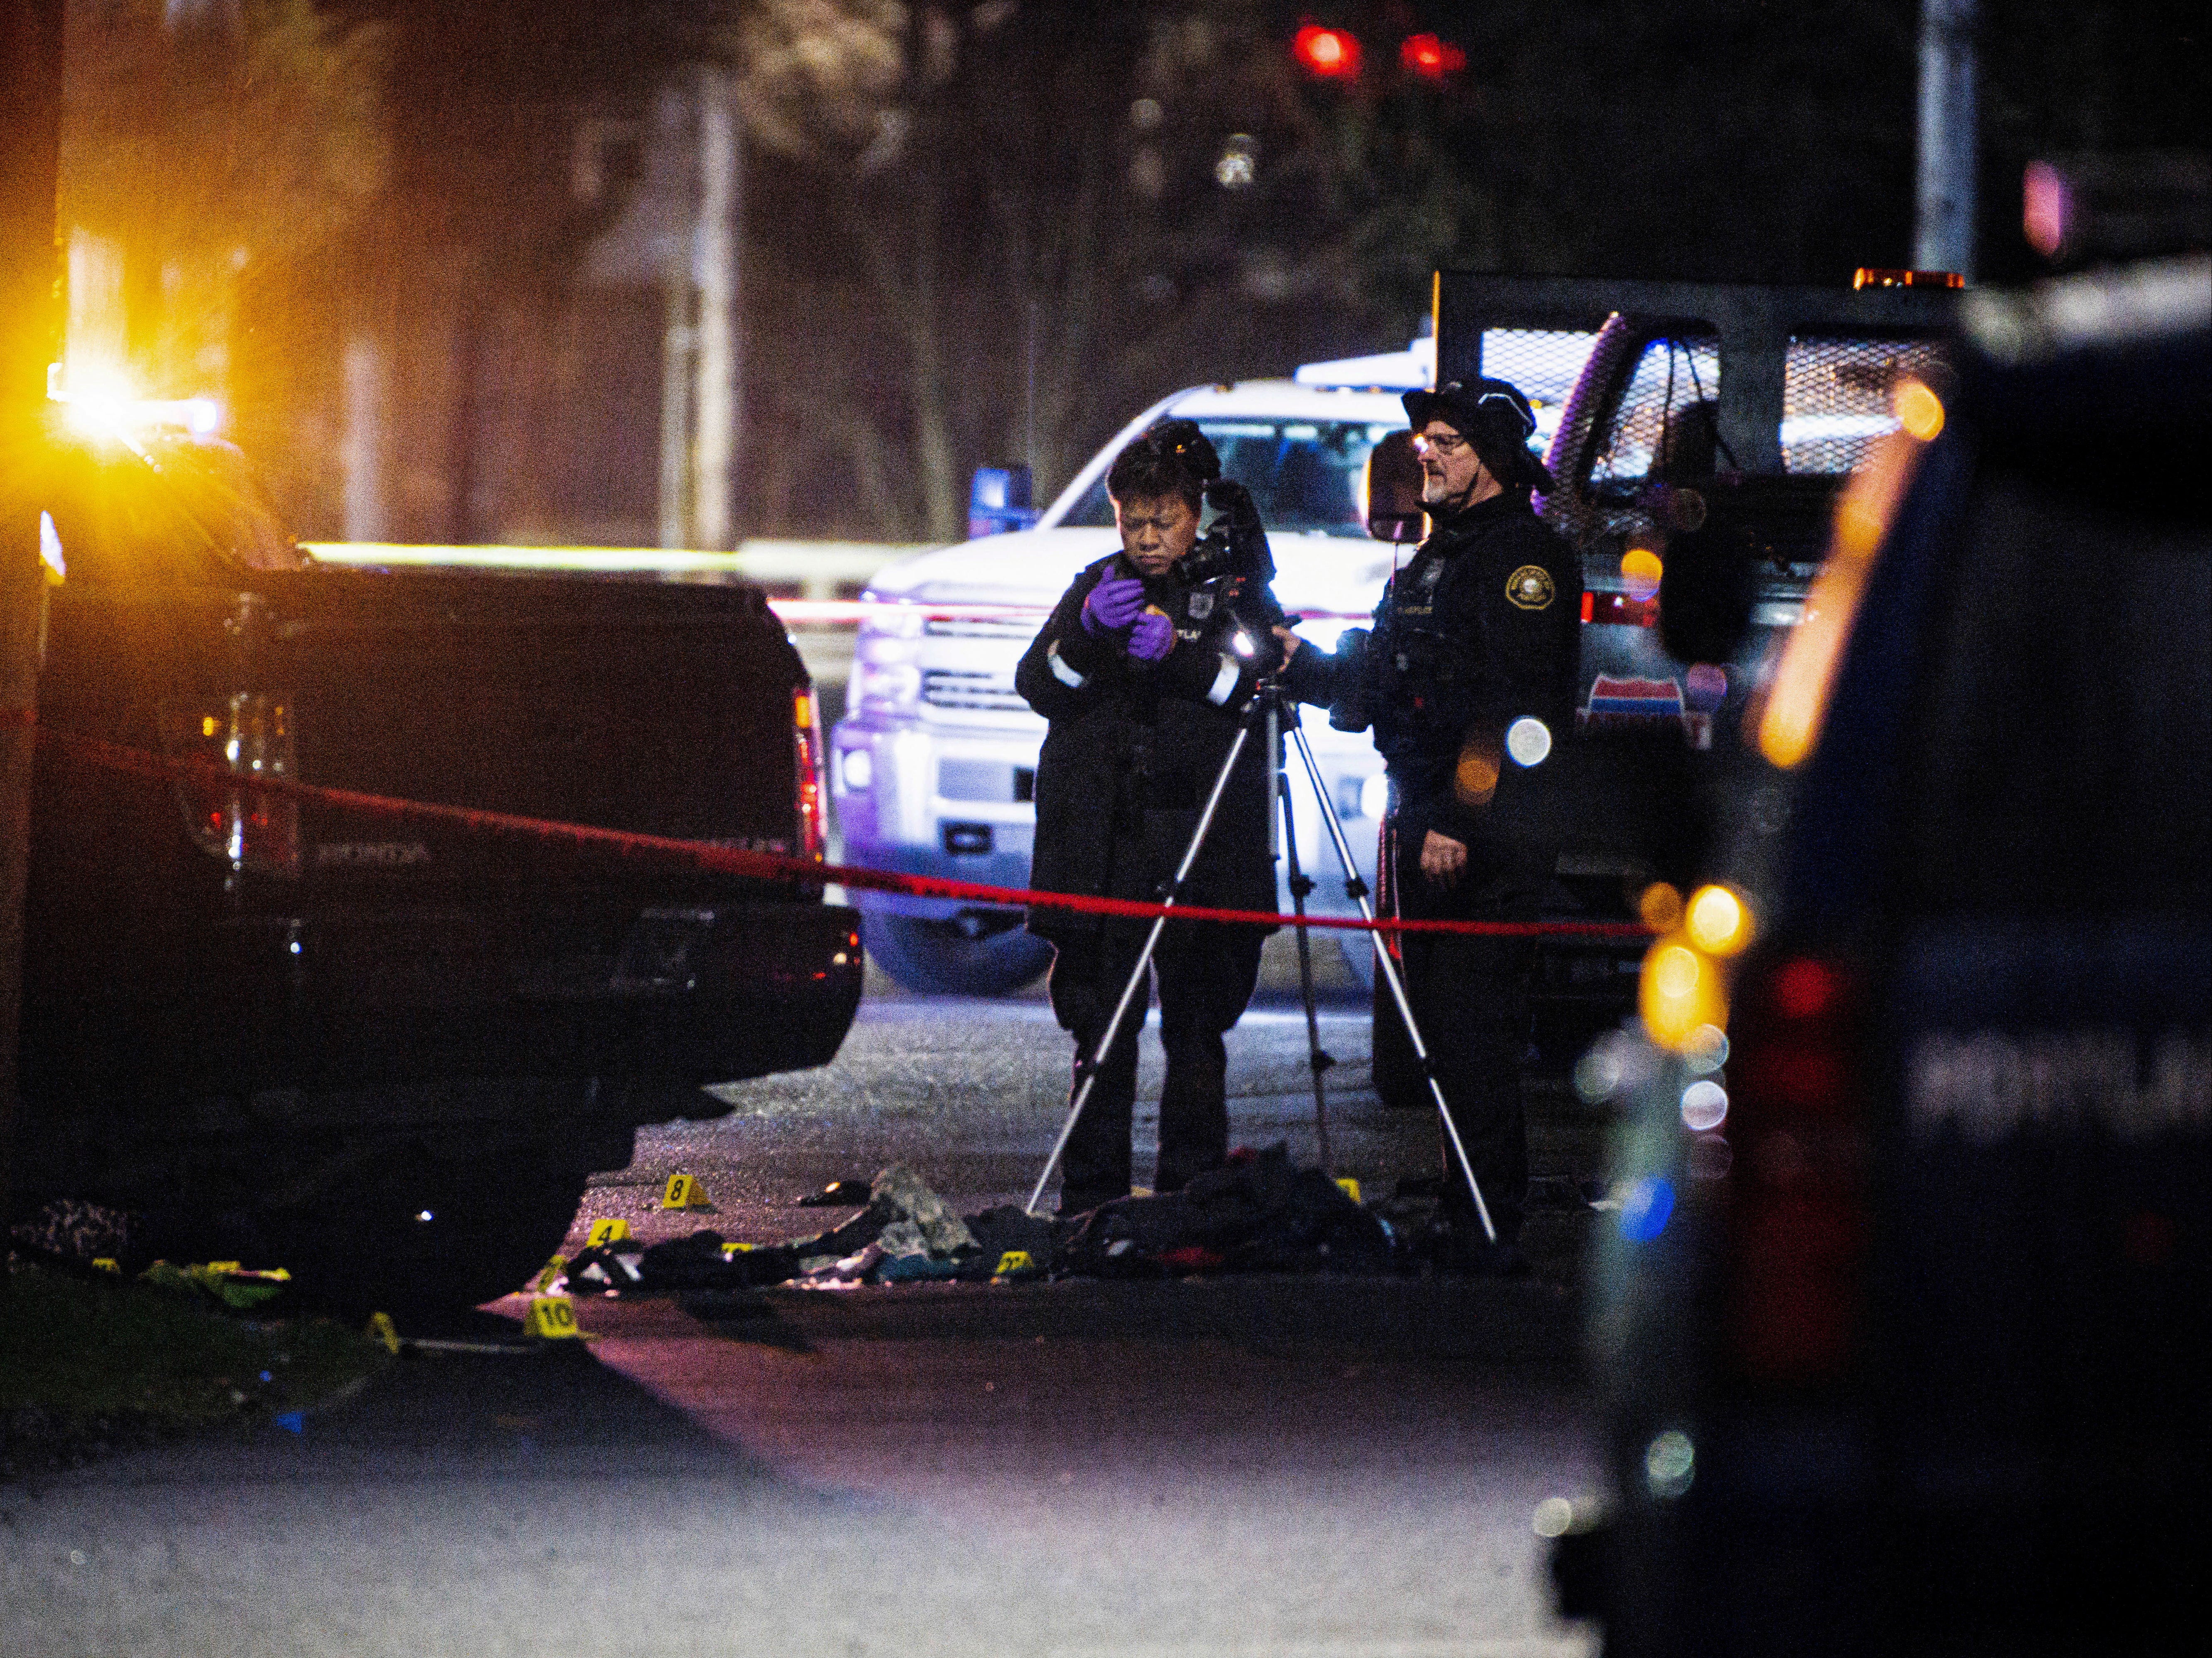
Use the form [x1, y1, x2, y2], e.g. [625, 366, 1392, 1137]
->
[1373, 816, 1536, 1242]
[1373, 930, 1532, 1242]
[1047, 920, 1267, 1212]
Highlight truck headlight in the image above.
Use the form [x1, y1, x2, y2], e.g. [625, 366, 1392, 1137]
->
[853, 659, 921, 714]
[853, 619, 922, 715]
[1358, 773, 1390, 820]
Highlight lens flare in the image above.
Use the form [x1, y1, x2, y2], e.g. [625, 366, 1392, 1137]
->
[1685, 885, 1753, 956]
[1644, 1429, 1695, 1499]
[1640, 933, 1728, 1052]
[1621, 546, 1664, 601]
[1681, 1079, 1729, 1132]
[1505, 716, 1552, 766]
[1454, 744, 1500, 803]
[1893, 377, 1945, 442]
[1637, 882, 1684, 932]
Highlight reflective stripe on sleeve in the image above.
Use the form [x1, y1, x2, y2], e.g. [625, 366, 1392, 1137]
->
[1206, 654, 1241, 706]
[1048, 641, 1089, 689]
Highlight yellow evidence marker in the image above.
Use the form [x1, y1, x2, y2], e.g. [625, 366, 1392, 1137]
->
[660, 1173, 713, 1210]
[367, 1312, 401, 1355]
[533, 1255, 568, 1293]
[523, 1295, 583, 1341]
[993, 1250, 1035, 1279]
[1335, 1177, 1363, 1205]
[584, 1217, 630, 1247]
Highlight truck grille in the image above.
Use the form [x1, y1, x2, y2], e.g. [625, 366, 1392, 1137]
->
[922, 670, 1026, 712]
[924, 616, 1039, 640]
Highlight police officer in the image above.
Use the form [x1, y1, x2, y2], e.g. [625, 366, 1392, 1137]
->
[1283, 378, 1580, 1258]
[1015, 421, 1287, 1215]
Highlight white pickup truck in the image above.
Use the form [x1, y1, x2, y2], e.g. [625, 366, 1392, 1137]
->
[829, 336, 1587, 995]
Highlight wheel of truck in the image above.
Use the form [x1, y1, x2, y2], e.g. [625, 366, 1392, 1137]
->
[862, 911, 1054, 996]
[264, 1152, 591, 1316]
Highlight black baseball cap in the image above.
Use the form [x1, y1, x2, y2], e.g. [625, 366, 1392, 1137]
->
[1402, 377, 1555, 492]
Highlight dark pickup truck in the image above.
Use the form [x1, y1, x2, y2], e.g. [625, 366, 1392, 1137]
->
[15, 429, 862, 1308]
[1414, 274, 1960, 1044]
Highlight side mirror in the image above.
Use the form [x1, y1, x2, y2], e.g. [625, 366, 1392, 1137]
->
[1365, 430, 1427, 543]
[967, 465, 1038, 539]
[1656, 515, 1757, 668]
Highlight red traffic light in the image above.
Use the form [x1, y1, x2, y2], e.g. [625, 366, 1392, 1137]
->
[1400, 33, 1467, 79]
[1293, 24, 1362, 79]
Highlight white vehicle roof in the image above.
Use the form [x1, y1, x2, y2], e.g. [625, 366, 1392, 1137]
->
[864, 375, 1410, 614]
[1036, 378, 1409, 529]
[1294, 334, 1434, 389]
[862, 522, 1394, 619]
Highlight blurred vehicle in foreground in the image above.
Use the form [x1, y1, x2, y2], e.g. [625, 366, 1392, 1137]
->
[16, 425, 861, 1310]
[1556, 247, 2212, 1651]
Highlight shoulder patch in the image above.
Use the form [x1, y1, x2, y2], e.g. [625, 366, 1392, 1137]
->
[1506, 565, 1556, 611]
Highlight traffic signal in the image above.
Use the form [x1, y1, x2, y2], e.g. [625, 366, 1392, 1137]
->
[1399, 33, 1467, 79]
[1292, 24, 1361, 80]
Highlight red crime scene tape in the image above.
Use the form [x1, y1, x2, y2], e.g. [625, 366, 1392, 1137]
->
[40, 730, 1653, 941]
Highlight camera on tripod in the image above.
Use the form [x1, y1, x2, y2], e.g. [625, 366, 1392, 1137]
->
[1179, 487, 1274, 590]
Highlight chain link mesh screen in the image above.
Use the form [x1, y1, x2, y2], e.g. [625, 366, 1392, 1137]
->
[1477, 328, 1600, 454]
[1589, 334, 1721, 494]
[1784, 337, 1950, 474]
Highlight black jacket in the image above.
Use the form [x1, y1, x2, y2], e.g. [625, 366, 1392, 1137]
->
[1287, 489, 1581, 870]
[1015, 553, 1287, 944]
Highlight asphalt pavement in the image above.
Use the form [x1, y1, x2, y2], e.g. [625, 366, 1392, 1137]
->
[2, 954, 1609, 1657]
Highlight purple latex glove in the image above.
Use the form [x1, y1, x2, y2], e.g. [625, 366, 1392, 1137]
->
[1127, 610, 1175, 662]
[1081, 575, 1146, 635]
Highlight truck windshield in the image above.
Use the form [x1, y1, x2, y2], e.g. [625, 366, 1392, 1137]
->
[1059, 419, 1397, 536]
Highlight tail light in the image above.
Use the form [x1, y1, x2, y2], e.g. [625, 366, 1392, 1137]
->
[163, 692, 301, 878]
[1721, 954, 1865, 1385]
[793, 684, 827, 864]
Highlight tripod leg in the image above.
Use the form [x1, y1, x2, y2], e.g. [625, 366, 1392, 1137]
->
[1277, 767, 1334, 1172]
[1024, 717, 1258, 1217]
[1026, 912, 1166, 1216]
[1286, 728, 1498, 1245]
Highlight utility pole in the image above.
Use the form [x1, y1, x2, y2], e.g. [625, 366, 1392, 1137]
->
[657, 260, 691, 548]
[0, 0, 66, 1221]
[1916, 0, 1979, 279]
[692, 65, 739, 550]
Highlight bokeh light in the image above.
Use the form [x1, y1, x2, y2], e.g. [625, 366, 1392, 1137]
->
[1640, 932, 1727, 1052]
[1454, 744, 1500, 803]
[1681, 1079, 1729, 1132]
[1638, 882, 1684, 932]
[1505, 716, 1552, 766]
[1893, 377, 1945, 442]
[1621, 545, 1664, 601]
[1644, 1429, 1695, 1499]
[1685, 884, 1753, 956]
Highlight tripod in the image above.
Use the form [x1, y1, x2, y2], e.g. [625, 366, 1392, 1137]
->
[1023, 678, 1499, 1245]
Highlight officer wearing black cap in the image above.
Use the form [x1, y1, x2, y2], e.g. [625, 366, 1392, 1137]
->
[1282, 377, 1581, 1261]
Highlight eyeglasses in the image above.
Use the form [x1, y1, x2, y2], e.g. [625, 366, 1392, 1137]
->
[1413, 429, 1470, 455]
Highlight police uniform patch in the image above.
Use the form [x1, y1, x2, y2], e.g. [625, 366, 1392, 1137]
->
[1506, 565, 1556, 610]
[1187, 590, 1214, 619]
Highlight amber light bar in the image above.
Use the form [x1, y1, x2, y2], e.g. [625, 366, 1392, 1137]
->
[1852, 267, 1965, 289]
